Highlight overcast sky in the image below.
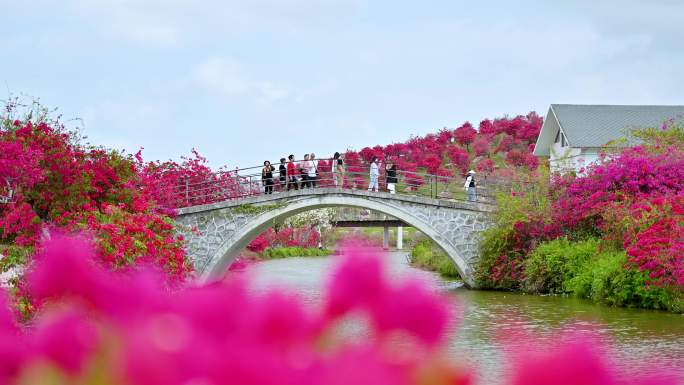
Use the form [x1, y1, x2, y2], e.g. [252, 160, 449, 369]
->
[2, 0, 683, 167]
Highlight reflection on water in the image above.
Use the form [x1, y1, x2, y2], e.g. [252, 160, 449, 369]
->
[246, 251, 684, 384]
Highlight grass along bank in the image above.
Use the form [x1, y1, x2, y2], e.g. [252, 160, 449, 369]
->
[261, 246, 332, 259]
[521, 238, 681, 312]
[409, 240, 461, 279]
[357, 227, 463, 280]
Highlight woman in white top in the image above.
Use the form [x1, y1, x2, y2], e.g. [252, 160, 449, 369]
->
[308, 153, 318, 188]
[464, 170, 476, 202]
[368, 156, 379, 192]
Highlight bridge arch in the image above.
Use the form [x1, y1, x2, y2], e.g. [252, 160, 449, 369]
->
[176, 191, 486, 288]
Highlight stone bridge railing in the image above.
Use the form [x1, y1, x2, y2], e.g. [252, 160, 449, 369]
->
[165, 158, 505, 209]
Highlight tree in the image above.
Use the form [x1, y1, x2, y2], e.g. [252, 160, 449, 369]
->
[448, 146, 470, 175]
[472, 137, 490, 157]
[476, 158, 495, 176]
[454, 122, 476, 150]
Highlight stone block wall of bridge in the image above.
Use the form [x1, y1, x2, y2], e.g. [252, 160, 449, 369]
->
[174, 188, 493, 288]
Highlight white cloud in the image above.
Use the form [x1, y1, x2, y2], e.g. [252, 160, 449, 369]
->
[193, 57, 290, 104]
[41, 0, 366, 46]
[193, 58, 250, 96]
[255, 81, 290, 104]
[116, 23, 179, 46]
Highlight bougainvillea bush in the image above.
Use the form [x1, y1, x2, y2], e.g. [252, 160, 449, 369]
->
[346, 112, 542, 187]
[477, 123, 684, 312]
[0, 234, 679, 385]
[0, 100, 201, 317]
[247, 227, 322, 254]
[245, 209, 336, 257]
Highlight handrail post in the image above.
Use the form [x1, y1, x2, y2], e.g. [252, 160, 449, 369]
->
[430, 175, 434, 198]
[185, 178, 189, 206]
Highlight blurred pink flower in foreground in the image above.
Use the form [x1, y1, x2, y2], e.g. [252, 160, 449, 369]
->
[0, 234, 679, 384]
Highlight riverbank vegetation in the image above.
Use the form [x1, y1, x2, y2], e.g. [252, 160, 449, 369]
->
[410, 239, 461, 279]
[476, 124, 684, 312]
[244, 209, 335, 260]
[262, 246, 332, 259]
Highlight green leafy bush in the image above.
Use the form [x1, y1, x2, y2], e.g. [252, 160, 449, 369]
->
[523, 238, 599, 294]
[410, 240, 460, 279]
[262, 247, 331, 259]
[565, 251, 680, 312]
[476, 166, 554, 289]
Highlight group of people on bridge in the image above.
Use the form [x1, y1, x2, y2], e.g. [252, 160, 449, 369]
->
[261, 153, 479, 202]
[261, 153, 399, 195]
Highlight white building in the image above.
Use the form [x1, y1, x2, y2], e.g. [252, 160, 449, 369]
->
[533, 104, 684, 174]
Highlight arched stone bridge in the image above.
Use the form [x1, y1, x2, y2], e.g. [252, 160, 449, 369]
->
[175, 188, 493, 288]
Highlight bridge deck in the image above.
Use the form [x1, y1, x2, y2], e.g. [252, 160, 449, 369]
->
[334, 220, 408, 227]
[176, 187, 494, 215]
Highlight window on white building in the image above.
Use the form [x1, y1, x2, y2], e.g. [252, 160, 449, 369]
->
[554, 129, 568, 147]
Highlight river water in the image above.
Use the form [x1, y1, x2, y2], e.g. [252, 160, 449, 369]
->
[244, 251, 684, 384]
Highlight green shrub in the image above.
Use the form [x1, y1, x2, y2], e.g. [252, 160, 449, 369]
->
[261, 247, 331, 259]
[475, 166, 553, 289]
[410, 240, 461, 279]
[565, 251, 678, 311]
[0, 245, 32, 273]
[523, 238, 599, 294]
[475, 225, 519, 289]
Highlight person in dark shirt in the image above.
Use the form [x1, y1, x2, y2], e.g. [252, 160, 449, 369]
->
[385, 162, 398, 194]
[278, 158, 287, 192]
[262, 160, 275, 194]
[464, 170, 476, 201]
[332, 152, 344, 187]
[300, 154, 310, 189]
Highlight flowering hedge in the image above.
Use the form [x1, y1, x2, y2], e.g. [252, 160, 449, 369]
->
[0, 101, 203, 317]
[624, 194, 684, 288]
[247, 227, 322, 254]
[350, 112, 542, 182]
[477, 123, 684, 310]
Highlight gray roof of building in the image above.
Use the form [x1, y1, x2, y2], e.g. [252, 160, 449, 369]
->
[550, 104, 684, 148]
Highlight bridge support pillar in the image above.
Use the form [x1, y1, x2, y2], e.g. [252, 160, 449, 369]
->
[383, 225, 390, 250]
[396, 226, 403, 249]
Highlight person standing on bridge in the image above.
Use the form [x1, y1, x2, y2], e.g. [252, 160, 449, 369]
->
[262, 160, 275, 195]
[368, 156, 380, 192]
[385, 162, 397, 194]
[300, 154, 310, 188]
[278, 158, 287, 192]
[332, 152, 341, 187]
[308, 153, 318, 188]
[287, 155, 298, 191]
[464, 170, 476, 202]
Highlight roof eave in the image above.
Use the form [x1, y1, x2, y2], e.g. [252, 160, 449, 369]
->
[533, 106, 562, 156]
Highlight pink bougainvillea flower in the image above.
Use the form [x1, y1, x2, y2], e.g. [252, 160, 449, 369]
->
[324, 245, 388, 319]
[27, 234, 108, 306]
[0, 289, 26, 383]
[30, 309, 100, 375]
[369, 278, 451, 346]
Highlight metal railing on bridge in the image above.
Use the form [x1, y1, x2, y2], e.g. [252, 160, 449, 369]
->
[164, 158, 528, 209]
